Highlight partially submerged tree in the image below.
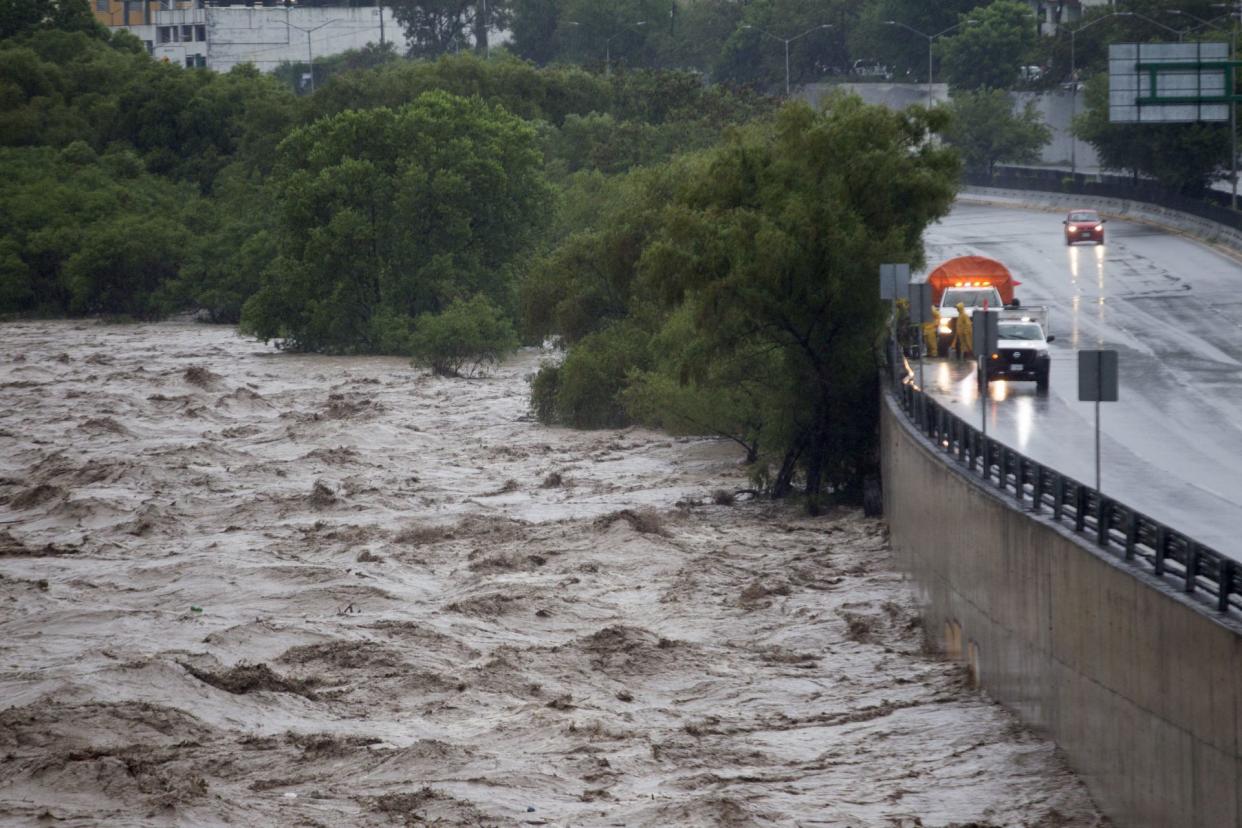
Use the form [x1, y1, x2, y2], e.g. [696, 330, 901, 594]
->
[241, 90, 551, 353]
[527, 94, 959, 507]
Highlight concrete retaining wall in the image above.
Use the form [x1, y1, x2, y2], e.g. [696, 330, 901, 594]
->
[881, 394, 1242, 827]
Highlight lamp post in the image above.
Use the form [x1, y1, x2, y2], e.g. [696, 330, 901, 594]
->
[1170, 9, 1237, 206]
[605, 21, 646, 77]
[884, 19, 979, 107]
[1069, 13, 1134, 179]
[270, 15, 338, 94]
[742, 23, 833, 97]
[1203, 4, 1242, 209]
[1069, 12, 1201, 181]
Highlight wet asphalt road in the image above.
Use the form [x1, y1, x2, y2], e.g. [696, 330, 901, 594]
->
[916, 200, 1242, 559]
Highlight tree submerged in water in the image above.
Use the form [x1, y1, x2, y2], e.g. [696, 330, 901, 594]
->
[527, 94, 959, 507]
[241, 89, 550, 356]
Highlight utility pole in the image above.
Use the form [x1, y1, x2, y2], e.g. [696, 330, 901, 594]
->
[884, 19, 979, 108]
[277, 17, 339, 94]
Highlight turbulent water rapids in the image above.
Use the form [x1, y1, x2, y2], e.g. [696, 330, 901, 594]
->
[0, 321, 1107, 826]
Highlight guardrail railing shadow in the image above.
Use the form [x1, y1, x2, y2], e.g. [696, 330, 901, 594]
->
[889, 359, 1240, 616]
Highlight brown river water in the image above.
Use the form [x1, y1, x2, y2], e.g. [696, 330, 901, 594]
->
[0, 321, 1107, 826]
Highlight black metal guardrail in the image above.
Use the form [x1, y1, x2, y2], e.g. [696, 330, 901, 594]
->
[964, 167, 1242, 233]
[889, 365, 1241, 617]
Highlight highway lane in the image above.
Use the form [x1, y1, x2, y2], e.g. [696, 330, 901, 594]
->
[916, 200, 1242, 559]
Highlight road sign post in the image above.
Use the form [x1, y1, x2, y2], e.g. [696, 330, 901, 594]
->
[972, 309, 999, 469]
[880, 264, 910, 382]
[1078, 350, 1119, 493]
[907, 281, 932, 391]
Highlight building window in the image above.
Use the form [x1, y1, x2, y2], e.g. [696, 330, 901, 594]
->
[95, 0, 108, 10]
[156, 26, 171, 43]
[195, 24, 205, 41]
[143, 40, 153, 53]
[181, 24, 193, 41]
[185, 55, 194, 68]
[194, 54, 206, 67]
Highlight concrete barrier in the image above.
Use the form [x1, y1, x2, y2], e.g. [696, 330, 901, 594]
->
[881, 393, 1242, 827]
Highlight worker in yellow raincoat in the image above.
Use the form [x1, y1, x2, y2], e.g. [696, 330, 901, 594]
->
[922, 306, 939, 357]
[951, 302, 974, 360]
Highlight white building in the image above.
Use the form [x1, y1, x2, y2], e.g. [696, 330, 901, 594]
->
[1032, 0, 1116, 36]
[97, 1, 408, 74]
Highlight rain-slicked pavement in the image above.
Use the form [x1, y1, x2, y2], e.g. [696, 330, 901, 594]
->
[920, 200, 1242, 560]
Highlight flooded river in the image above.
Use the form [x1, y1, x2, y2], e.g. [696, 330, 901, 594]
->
[0, 321, 1105, 826]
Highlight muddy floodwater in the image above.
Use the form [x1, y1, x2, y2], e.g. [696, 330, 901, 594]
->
[0, 321, 1106, 827]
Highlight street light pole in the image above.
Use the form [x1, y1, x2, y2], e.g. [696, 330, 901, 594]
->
[270, 15, 339, 94]
[743, 24, 832, 97]
[1069, 12, 1133, 179]
[605, 21, 646, 77]
[1171, 8, 1239, 207]
[884, 19, 979, 107]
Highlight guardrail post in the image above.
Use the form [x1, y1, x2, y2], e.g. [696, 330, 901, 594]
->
[1074, 485, 1087, 532]
[1124, 510, 1138, 560]
[1154, 526, 1167, 576]
[1053, 476, 1064, 522]
[1031, 465, 1043, 513]
[1185, 543, 1199, 594]
[1220, 560, 1235, 612]
[1014, 457, 1025, 504]
[1096, 497, 1111, 549]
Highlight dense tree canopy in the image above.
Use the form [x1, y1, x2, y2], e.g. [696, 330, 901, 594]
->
[1075, 74, 1229, 196]
[943, 89, 1050, 176]
[936, 0, 1035, 92]
[240, 91, 551, 352]
[527, 95, 960, 505]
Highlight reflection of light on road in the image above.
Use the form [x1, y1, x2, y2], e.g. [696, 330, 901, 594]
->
[1013, 395, 1033, 450]
[989, 379, 1009, 402]
[1070, 295, 1081, 348]
[1097, 297, 1106, 344]
[936, 360, 953, 393]
[1068, 245, 1080, 280]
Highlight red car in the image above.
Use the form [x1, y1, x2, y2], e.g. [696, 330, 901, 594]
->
[1064, 209, 1105, 245]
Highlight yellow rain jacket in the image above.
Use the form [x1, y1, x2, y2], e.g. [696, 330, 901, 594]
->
[922, 307, 939, 357]
[952, 302, 974, 360]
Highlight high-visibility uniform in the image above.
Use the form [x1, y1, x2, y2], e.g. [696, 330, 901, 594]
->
[922, 307, 939, 357]
[952, 302, 974, 360]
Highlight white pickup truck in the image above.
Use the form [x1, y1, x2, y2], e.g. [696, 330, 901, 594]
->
[978, 308, 1054, 393]
[936, 285, 1006, 355]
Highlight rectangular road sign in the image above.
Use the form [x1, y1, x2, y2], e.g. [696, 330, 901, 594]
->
[908, 282, 932, 326]
[879, 263, 910, 301]
[973, 309, 999, 358]
[1078, 350, 1119, 402]
[1109, 42, 1230, 123]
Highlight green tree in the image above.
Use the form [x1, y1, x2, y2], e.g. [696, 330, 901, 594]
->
[241, 90, 551, 353]
[1075, 73, 1228, 196]
[936, 0, 1035, 91]
[849, 0, 978, 82]
[943, 89, 1050, 175]
[528, 94, 959, 505]
[713, 1, 847, 92]
[389, 0, 511, 57]
[409, 294, 518, 375]
[1, 0, 103, 41]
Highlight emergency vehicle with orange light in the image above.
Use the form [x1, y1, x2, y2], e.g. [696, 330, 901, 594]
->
[921, 256, 1022, 355]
